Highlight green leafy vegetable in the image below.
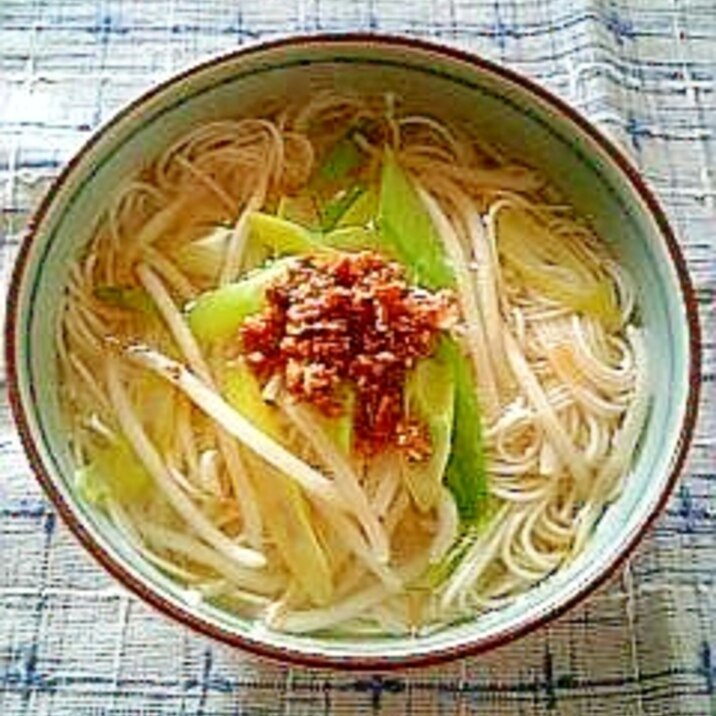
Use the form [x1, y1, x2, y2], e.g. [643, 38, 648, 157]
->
[185, 149, 489, 529]
[224, 362, 333, 605]
[320, 184, 365, 231]
[378, 149, 455, 290]
[321, 226, 381, 252]
[310, 131, 371, 231]
[94, 285, 154, 313]
[75, 465, 110, 506]
[277, 187, 369, 234]
[336, 185, 377, 228]
[279, 131, 371, 233]
[401, 352, 455, 512]
[248, 212, 323, 256]
[222, 360, 285, 443]
[312, 135, 364, 188]
[187, 258, 295, 344]
[420, 529, 475, 588]
[441, 339, 489, 522]
[76, 437, 152, 506]
[248, 454, 334, 606]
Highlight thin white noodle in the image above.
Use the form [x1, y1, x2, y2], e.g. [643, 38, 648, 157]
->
[604, 259, 636, 324]
[136, 265, 208, 376]
[131, 199, 186, 250]
[67, 353, 112, 414]
[499, 510, 548, 583]
[463, 204, 512, 389]
[174, 155, 236, 215]
[503, 330, 592, 494]
[491, 483, 550, 503]
[518, 502, 563, 572]
[167, 463, 207, 498]
[198, 449, 221, 494]
[570, 314, 634, 391]
[397, 115, 463, 161]
[586, 327, 649, 502]
[175, 399, 199, 478]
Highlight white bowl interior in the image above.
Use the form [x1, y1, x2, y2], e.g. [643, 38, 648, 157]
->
[11, 39, 694, 664]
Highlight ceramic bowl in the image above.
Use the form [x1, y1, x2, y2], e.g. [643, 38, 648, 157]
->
[5, 34, 701, 669]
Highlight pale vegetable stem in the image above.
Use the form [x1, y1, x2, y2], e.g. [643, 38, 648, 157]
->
[136, 264, 264, 548]
[279, 398, 391, 564]
[278, 555, 428, 634]
[220, 192, 264, 285]
[106, 358, 266, 570]
[125, 346, 347, 508]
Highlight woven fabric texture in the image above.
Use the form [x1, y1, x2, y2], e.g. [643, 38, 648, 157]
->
[1, 1, 714, 714]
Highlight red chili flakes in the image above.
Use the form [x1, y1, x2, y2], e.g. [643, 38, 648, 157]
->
[240, 251, 457, 454]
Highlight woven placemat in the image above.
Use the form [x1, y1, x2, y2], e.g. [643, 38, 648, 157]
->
[1, 2, 714, 713]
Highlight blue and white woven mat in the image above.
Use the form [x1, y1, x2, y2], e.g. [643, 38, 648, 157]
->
[1, 2, 714, 714]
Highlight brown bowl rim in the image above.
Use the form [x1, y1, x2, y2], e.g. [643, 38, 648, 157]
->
[4, 32, 702, 671]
